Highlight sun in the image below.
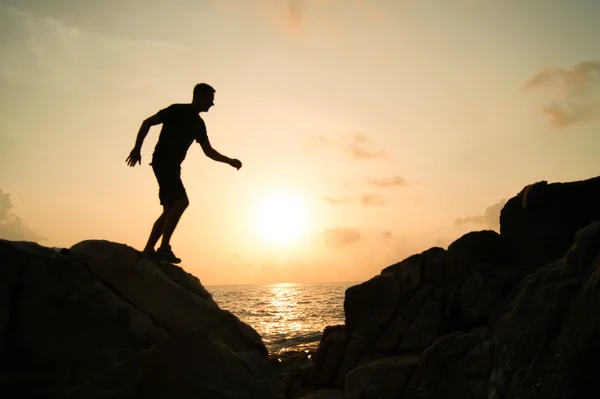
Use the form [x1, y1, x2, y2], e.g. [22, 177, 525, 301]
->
[254, 192, 308, 247]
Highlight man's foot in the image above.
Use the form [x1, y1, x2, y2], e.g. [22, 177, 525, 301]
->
[137, 248, 155, 261]
[154, 245, 182, 264]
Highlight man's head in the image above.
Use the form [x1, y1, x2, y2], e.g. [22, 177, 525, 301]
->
[192, 83, 215, 112]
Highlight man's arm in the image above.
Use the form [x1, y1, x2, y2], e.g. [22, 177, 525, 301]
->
[199, 139, 242, 170]
[126, 113, 162, 167]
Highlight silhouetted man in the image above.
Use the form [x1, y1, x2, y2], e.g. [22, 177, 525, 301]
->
[126, 83, 242, 263]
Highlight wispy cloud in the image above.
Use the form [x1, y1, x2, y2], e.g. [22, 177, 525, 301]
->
[367, 176, 411, 187]
[315, 133, 389, 161]
[324, 227, 362, 248]
[344, 133, 388, 160]
[254, 0, 386, 33]
[382, 230, 394, 240]
[322, 194, 386, 206]
[521, 61, 600, 93]
[521, 61, 600, 129]
[0, 5, 189, 92]
[454, 198, 507, 231]
[323, 196, 351, 205]
[0, 189, 45, 242]
[361, 194, 385, 206]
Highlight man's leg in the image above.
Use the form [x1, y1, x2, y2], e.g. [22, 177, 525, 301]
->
[159, 196, 189, 250]
[142, 209, 169, 254]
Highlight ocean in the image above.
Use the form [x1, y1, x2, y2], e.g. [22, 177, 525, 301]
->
[208, 282, 356, 355]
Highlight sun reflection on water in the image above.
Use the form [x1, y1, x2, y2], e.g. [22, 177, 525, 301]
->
[209, 282, 353, 354]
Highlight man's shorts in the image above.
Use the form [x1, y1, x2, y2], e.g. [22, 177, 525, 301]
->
[151, 162, 187, 206]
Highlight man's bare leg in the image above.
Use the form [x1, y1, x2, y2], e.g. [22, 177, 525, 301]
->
[159, 197, 189, 250]
[142, 208, 169, 254]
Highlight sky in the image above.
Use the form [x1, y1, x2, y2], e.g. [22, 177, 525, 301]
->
[1, 0, 599, 285]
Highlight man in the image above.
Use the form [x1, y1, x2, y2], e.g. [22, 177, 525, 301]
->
[126, 83, 242, 263]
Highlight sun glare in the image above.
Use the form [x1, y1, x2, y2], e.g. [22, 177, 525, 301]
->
[254, 192, 308, 246]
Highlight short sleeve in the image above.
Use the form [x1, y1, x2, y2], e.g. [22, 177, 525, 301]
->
[156, 104, 176, 124]
[195, 117, 209, 143]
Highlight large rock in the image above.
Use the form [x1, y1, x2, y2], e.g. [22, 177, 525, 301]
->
[488, 221, 600, 399]
[0, 239, 271, 398]
[500, 176, 600, 270]
[344, 355, 418, 399]
[305, 176, 600, 399]
[67, 329, 282, 399]
[69, 240, 266, 356]
[403, 330, 489, 399]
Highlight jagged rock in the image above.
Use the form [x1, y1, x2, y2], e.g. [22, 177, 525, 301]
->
[488, 221, 600, 399]
[381, 247, 446, 288]
[373, 286, 434, 353]
[345, 355, 418, 399]
[445, 230, 510, 282]
[403, 329, 487, 399]
[308, 329, 348, 389]
[67, 329, 282, 399]
[344, 273, 400, 340]
[298, 389, 343, 399]
[459, 263, 524, 328]
[0, 239, 270, 398]
[68, 240, 265, 357]
[500, 176, 600, 270]
[307, 176, 600, 399]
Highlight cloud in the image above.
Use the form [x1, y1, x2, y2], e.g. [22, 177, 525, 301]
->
[521, 61, 600, 129]
[322, 194, 386, 206]
[323, 196, 351, 205]
[367, 176, 411, 187]
[0, 189, 45, 241]
[344, 133, 388, 160]
[0, 5, 190, 92]
[324, 227, 362, 248]
[536, 103, 593, 129]
[361, 194, 385, 206]
[254, 0, 385, 32]
[521, 61, 600, 94]
[454, 198, 507, 231]
[315, 133, 389, 161]
[382, 230, 394, 240]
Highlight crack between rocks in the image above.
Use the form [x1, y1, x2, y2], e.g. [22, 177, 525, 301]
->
[72, 255, 174, 336]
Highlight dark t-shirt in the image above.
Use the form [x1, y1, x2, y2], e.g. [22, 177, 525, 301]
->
[151, 103, 208, 167]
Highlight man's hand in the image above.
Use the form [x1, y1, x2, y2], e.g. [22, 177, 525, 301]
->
[229, 159, 242, 170]
[126, 148, 142, 167]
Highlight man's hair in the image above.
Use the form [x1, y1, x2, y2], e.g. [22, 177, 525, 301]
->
[193, 83, 215, 100]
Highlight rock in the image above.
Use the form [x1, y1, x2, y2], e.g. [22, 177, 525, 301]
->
[344, 355, 418, 399]
[69, 240, 266, 357]
[459, 263, 524, 328]
[344, 273, 401, 340]
[399, 298, 442, 352]
[67, 329, 282, 399]
[446, 230, 510, 282]
[0, 239, 270, 398]
[298, 389, 344, 399]
[381, 247, 446, 288]
[403, 330, 486, 399]
[489, 221, 600, 399]
[500, 176, 600, 271]
[373, 286, 433, 353]
[308, 329, 348, 389]
[305, 176, 600, 399]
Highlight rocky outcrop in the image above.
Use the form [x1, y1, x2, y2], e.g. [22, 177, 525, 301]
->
[0, 239, 279, 398]
[305, 175, 600, 399]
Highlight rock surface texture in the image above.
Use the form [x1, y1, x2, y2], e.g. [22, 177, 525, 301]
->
[303, 175, 600, 399]
[0, 239, 280, 398]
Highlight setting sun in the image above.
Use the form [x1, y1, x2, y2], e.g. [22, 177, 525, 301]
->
[254, 192, 309, 247]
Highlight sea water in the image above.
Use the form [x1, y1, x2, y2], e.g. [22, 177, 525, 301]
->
[208, 282, 356, 355]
